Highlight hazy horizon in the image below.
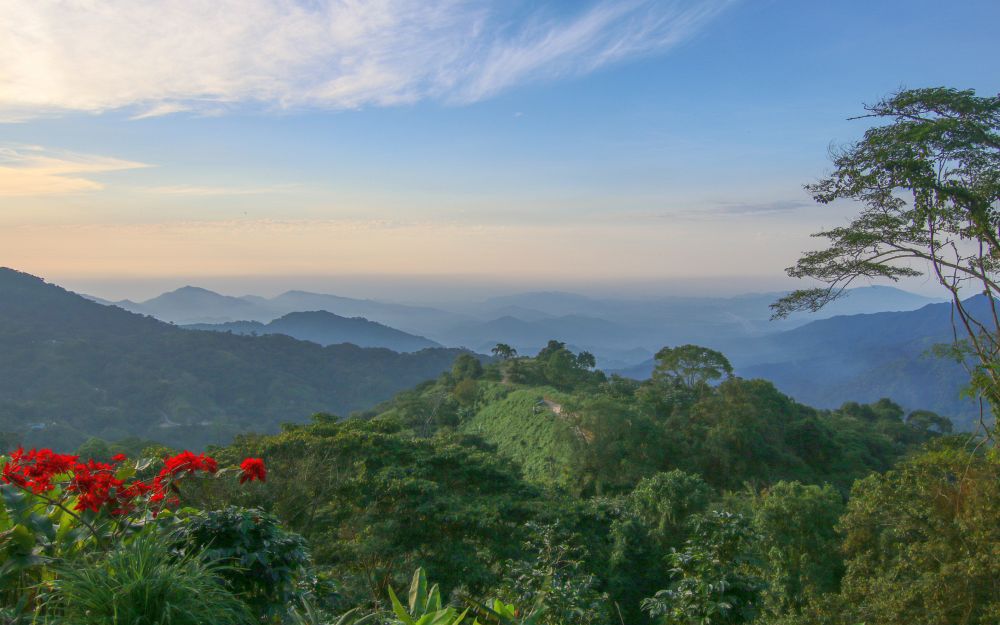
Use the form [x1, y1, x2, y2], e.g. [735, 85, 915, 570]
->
[37, 270, 945, 306]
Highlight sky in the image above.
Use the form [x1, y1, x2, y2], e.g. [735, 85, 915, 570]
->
[1, 0, 998, 301]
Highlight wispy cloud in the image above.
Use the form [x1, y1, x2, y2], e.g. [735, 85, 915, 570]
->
[142, 184, 299, 196]
[129, 103, 193, 121]
[0, 144, 149, 196]
[0, 0, 734, 120]
[455, 1, 732, 102]
[712, 200, 812, 215]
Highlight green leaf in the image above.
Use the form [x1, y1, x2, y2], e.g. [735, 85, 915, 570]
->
[427, 583, 442, 612]
[115, 463, 136, 481]
[389, 585, 416, 625]
[409, 567, 428, 614]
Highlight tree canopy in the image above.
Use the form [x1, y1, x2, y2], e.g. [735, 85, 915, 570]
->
[772, 87, 1000, 418]
[652, 345, 734, 389]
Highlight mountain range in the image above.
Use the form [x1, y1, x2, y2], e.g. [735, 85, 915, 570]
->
[84, 276, 988, 426]
[101, 284, 942, 370]
[0, 268, 470, 450]
[107, 286, 469, 335]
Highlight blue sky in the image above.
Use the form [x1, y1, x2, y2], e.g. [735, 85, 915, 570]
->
[1, 0, 998, 299]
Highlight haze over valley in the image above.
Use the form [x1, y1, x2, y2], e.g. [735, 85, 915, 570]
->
[3, 266, 981, 452]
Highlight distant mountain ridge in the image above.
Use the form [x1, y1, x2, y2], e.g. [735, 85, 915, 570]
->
[433, 286, 942, 367]
[441, 313, 633, 354]
[475, 286, 939, 321]
[0, 268, 471, 450]
[613, 297, 991, 430]
[119, 285, 262, 324]
[100, 283, 941, 370]
[184, 310, 441, 352]
[107, 286, 471, 335]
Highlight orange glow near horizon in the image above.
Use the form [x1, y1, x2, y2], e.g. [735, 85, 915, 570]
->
[0, 216, 805, 283]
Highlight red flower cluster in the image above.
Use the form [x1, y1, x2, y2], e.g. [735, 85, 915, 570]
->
[148, 450, 217, 505]
[161, 450, 218, 477]
[2, 448, 79, 494]
[2, 448, 265, 518]
[239, 457, 266, 484]
[2, 448, 222, 515]
[67, 459, 127, 513]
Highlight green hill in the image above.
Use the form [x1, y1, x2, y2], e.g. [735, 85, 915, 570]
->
[363, 340, 951, 494]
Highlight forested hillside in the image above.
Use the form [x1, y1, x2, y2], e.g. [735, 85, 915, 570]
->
[179, 339, 976, 625]
[0, 268, 470, 450]
[364, 342, 950, 494]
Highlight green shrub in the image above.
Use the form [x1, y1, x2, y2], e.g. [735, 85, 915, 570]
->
[171, 506, 310, 618]
[41, 532, 250, 625]
[492, 522, 609, 625]
[642, 511, 765, 625]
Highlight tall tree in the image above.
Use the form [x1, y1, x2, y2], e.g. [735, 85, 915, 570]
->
[642, 511, 765, 625]
[771, 87, 1000, 421]
[451, 353, 484, 381]
[609, 471, 713, 625]
[652, 345, 733, 389]
[491, 343, 517, 360]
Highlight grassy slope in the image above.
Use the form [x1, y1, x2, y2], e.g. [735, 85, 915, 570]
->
[461, 385, 576, 488]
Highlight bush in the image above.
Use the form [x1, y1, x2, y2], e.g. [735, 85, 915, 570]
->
[41, 531, 250, 625]
[171, 506, 310, 618]
[493, 522, 610, 625]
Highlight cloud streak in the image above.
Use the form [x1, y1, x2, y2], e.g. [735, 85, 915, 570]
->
[142, 184, 300, 197]
[0, 145, 149, 196]
[0, 0, 734, 120]
[712, 200, 813, 215]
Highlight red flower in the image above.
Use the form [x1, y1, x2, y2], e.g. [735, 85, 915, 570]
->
[2, 447, 79, 494]
[118, 479, 153, 500]
[239, 457, 266, 484]
[67, 460, 123, 512]
[162, 450, 218, 476]
[111, 453, 127, 463]
[161, 451, 218, 478]
[1, 461, 27, 488]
